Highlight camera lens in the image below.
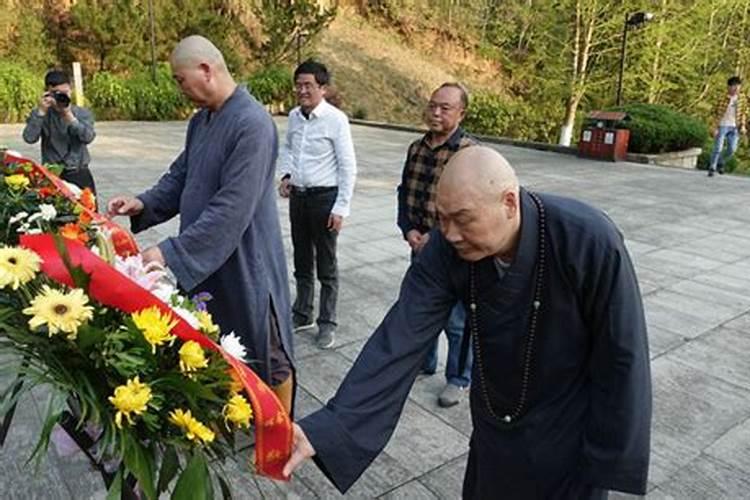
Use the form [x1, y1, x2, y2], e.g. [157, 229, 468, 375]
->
[53, 91, 71, 106]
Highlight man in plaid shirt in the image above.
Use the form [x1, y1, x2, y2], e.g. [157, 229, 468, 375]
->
[396, 82, 477, 407]
[707, 75, 747, 177]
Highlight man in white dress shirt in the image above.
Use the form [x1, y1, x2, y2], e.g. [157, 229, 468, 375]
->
[278, 60, 357, 349]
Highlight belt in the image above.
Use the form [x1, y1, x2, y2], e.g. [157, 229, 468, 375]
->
[290, 185, 337, 195]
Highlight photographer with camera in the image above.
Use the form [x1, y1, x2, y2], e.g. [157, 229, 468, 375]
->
[22, 69, 97, 194]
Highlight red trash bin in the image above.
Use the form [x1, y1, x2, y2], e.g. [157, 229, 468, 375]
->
[578, 111, 630, 161]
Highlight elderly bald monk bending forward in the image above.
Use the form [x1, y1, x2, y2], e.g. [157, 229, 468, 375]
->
[283, 146, 652, 499]
[108, 36, 295, 412]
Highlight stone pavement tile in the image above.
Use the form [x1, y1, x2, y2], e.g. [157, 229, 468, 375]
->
[669, 232, 750, 261]
[648, 325, 685, 359]
[655, 454, 750, 500]
[634, 267, 681, 297]
[668, 327, 750, 391]
[723, 312, 750, 332]
[417, 453, 467, 500]
[408, 373, 473, 438]
[0, 400, 75, 500]
[295, 350, 353, 402]
[678, 214, 748, 233]
[633, 249, 722, 280]
[692, 271, 750, 298]
[335, 338, 368, 363]
[648, 356, 750, 486]
[377, 480, 439, 499]
[705, 416, 750, 475]
[643, 298, 718, 340]
[626, 222, 717, 249]
[221, 458, 316, 500]
[625, 239, 660, 257]
[295, 450, 414, 499]
[661, 280, 750, 312]
[728, 225, 750, 240]
[383, 401, 469, 477]
[646, 290, 740, 332]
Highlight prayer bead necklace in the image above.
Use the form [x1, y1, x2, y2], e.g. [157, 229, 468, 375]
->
[468, 191, 546, 426]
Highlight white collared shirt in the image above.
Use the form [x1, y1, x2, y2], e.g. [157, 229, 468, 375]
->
[278, 99, 357, 217]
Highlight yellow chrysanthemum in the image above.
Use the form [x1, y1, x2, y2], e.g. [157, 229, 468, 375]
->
[108, 376, 152, 428]
[5, 174, 30, 190]
[169, 409, 215, 444]
[0, 246, 41, 290]
[195, 310, 219, 337]
[22, 285, 94, 340]
[223, 394, 253, 429]
[179, 340, 209, 374]
[131, 306, 178, 353]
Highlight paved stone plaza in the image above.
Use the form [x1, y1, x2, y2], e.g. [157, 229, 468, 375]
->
[1, 120, 750, 499]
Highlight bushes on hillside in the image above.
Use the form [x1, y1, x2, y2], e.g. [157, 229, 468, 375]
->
[0, 63, 41, 123]
[463, 92, 515, 137]
[87, 65, 192, 120]
[610, 103, 707, 154]
[463, 91, 558, 142]
[246, 66, 294, 109]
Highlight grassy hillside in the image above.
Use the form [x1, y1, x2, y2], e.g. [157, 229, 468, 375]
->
[312, 7, 505, 125]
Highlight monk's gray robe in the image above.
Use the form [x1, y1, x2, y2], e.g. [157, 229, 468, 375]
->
[300, 189, 651, 499]
[131, 86, 293, 383]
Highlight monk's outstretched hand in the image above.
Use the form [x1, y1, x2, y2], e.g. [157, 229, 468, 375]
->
[283, 423, 316, 478]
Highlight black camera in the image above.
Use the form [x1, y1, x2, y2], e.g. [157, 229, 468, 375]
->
[50, 91, 71, 107]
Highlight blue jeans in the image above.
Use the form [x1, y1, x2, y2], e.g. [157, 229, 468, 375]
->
[709, 126, 741, 170]
[422, 302, 472, 387]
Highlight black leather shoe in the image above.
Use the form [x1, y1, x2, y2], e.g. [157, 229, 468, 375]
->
[707, 169, 715, 177]
[717, 166, 725, 174]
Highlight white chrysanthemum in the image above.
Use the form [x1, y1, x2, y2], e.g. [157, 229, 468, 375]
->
[220, 332, 248, 362]
[9, 212, 29, 225]
[172, 306, 200, 329]
[39, 204, 57, 221]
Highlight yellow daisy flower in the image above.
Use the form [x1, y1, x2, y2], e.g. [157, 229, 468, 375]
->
[23, 285, 94, 340]
[108, 376, 152, 428]
[223, 394, 253, 429]
[169, 409, 215, 444]
[4, 174, 30, 190]
[195, 310, 219, 337]
[131, 306, 178, 353]
[179, 340, 209, 374]
[0, 246, 41, 290]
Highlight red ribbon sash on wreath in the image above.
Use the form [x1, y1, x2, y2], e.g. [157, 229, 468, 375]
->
[21, 234, 293, 480]
[3, 151, 139, 258]
[5, 151, 291, 480]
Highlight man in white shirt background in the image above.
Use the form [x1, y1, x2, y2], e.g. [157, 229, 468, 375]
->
[278, 60, 357, 349]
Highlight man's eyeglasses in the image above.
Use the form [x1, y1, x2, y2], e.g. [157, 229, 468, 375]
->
[295, 82, 321, 91]
[427, 102, 461, 113]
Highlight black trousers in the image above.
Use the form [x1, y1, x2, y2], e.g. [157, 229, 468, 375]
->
[289, 187, 339, 328]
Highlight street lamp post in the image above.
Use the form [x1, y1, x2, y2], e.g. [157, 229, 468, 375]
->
[616, 11, 654, 106]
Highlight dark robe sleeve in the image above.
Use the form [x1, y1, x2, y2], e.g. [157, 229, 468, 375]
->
[580, 234, 652, 495]
[299, 235, 458, 493]
[130, 149, 188, 233]
[157, 119, 276, 292]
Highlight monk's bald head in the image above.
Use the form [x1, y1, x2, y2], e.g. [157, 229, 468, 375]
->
[436, 146, 522, 262]
[438, 146, 519, 202]
[170, 35, 228, 72]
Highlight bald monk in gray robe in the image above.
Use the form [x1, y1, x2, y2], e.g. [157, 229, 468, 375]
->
[108, 36, 295, 412]
[283, 146, 651, 499]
